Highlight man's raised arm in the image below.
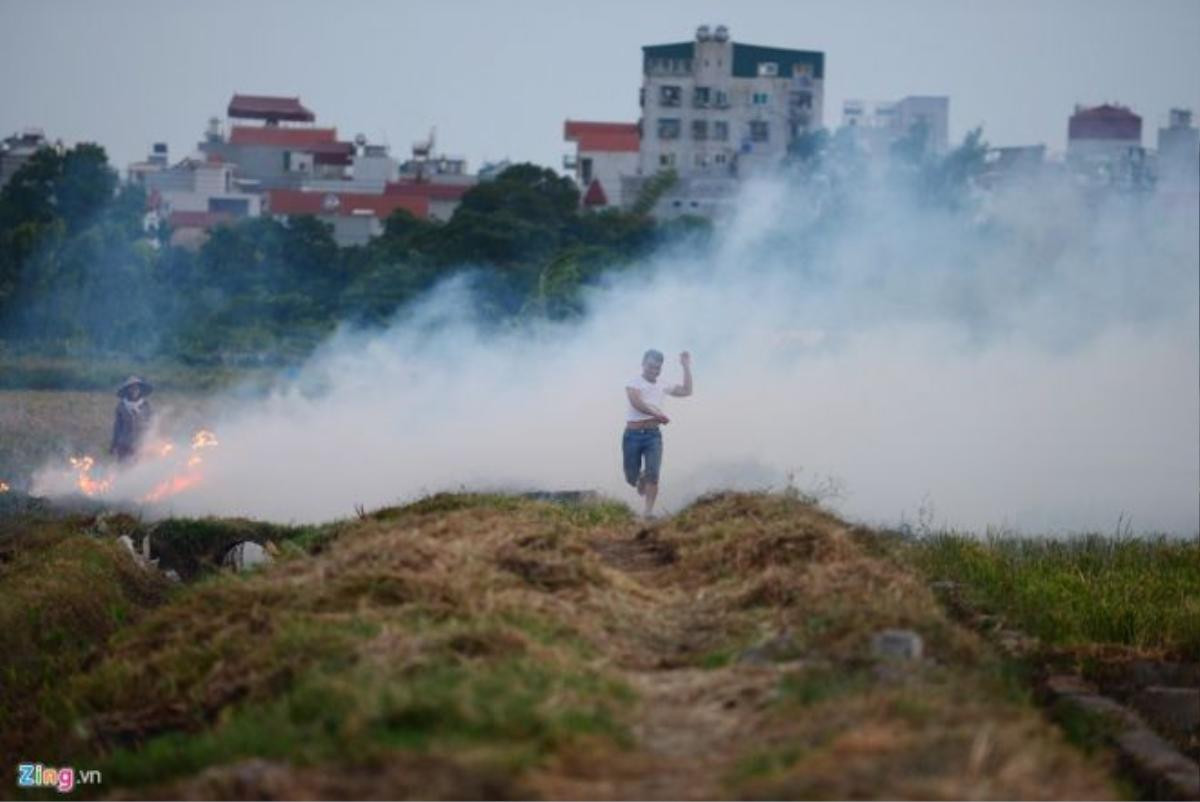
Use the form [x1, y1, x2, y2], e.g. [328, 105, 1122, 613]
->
[669, 351, 693, 397]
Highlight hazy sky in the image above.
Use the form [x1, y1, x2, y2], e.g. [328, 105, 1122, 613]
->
[3, 0, 1198, 173]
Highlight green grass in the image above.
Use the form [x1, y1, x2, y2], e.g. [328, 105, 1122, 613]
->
[911, 533, 1200, 657]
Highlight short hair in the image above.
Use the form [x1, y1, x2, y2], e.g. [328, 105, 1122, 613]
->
[642, 349, 664, 365]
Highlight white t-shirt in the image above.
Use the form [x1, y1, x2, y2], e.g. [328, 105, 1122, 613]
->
[625, 374, 669, 422]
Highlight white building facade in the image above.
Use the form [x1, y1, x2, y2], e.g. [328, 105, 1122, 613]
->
[842, 95, 950, 157]
[632, 25, 825, 217]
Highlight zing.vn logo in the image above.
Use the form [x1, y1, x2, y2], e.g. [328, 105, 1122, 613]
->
[17, 763, 102, 794]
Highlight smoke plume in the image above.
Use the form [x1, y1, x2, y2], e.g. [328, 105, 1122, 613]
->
[36, 165, 1200, 535]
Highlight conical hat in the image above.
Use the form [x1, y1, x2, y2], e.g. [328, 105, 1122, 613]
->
[117, 376, 153, 397]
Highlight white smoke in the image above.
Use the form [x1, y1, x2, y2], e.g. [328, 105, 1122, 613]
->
[40, 167, 1200, 535]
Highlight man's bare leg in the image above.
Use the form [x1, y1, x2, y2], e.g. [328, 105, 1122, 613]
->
[643, 482, 658, 518]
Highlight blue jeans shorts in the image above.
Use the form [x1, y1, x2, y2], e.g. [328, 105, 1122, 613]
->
[622, 427, 663, 486]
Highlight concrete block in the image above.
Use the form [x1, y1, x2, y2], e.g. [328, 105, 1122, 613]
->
[872, 629, 923, 660]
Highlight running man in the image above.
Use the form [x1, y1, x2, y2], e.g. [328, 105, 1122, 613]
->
[623, 349, 692, 518]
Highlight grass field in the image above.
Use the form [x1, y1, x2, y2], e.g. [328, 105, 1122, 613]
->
[0, 389, 218, 492]
[909, 533, 1200, 659]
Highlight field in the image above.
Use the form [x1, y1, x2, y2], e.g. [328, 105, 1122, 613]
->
[0, 388, 219, 493]
[2, 389, 1196, 799]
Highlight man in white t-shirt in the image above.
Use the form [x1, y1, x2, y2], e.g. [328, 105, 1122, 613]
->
[624, 349, 692, 518]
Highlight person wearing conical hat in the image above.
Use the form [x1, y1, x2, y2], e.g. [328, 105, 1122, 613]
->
[110, 376, 154, 463]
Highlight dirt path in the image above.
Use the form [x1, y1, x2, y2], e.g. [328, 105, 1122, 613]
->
[534, 525, 785, 800]
[533, 512, 1122, 801]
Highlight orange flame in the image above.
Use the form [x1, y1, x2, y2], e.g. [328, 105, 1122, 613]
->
[142, 428, 220, 503]
[0, 481, 9, 493]
[192, 430, 218, 449]
[69, 455, 114, 496]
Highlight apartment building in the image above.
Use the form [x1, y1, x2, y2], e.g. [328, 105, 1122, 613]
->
[1157, 108, 1199, 189]
[629, 24, 824, 217]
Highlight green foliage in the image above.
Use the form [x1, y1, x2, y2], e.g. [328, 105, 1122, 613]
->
[911, 533, 1200, 656]
[0, 148, 708, 375]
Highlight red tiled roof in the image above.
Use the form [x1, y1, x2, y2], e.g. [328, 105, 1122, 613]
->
[267, 189, 428, 220]
[582, 179, 608, 206]
[168, 211, 234, 229]
[1068, 104, 1142, 141]
[228, 126, 339, 147]
[564, 120, 640, 152]
[384, 180, 473, 202]
[228, 94, 315, 122]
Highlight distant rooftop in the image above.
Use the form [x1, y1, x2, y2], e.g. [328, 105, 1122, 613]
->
[228, 126, 338, 148]
[643, 40, 824, 80]
[228, 94, 315, 123]
[1069, 104, 1142, 141]
[564, 121, 639, 153]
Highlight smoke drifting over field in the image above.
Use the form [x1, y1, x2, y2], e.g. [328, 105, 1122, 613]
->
[53, 168, 1200, 534]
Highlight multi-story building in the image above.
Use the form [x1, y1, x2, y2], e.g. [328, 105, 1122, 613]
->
[198, 95, 355, 192]
[1067, 103, 1148, 189]
[1067, 104, 1142, 165]
[0, 128, 53, 188]
[1156, 108, 1199, 190]
[137, 95, 478, 246]
[563, 121, 640, 208]
[628, 24, 825, 217]
[126, 141, 264, 249]
[842, 96, 950, 157]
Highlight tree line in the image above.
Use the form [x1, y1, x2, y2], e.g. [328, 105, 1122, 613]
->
[0, 151, 704, 365]
[0, 128, 988, 367]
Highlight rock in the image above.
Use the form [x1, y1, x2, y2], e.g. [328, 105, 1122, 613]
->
[1130, 659, 1200, 688]
[116, 534, 138, 557]
[872, 629, 924, 660]
[737, 633, 803, 665]
[520, 490, 600, 505]
[163, 569, 182, 583]
[1132, 686, 1200, 738]
[1044, 674, 1097, 696]
[222, 541, 271, 572]
[929, 580, 959, 593]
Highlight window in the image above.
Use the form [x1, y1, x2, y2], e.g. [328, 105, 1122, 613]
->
[659, 153, 676, 167]
[713, 90, 729, 108]
[757, 62, 778, 77]
[657, 118, 681, 140]
[752, 92, 770, 106]
[659, 85, 682, 107]
[692, 86, 711, 108]
[789, 91, 812, 110]
[691, 119, 708, 140]
[639, 87, 645, 108]
[694, 153, 708, 168]
[713, 121, 729, 141]
[715, 152, 727, 164]
[580, 157, 593, 185]
[750, 121, 769, 142]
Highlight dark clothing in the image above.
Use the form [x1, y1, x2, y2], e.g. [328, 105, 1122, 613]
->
[110, 399, 153, 462]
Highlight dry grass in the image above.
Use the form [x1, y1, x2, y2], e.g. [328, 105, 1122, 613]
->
[1, 491, 1124, 799]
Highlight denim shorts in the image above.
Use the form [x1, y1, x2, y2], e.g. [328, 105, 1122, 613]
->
[622, 427, 663, 486]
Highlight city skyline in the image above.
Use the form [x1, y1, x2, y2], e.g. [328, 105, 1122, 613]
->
[2, 0, 1198, 174]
